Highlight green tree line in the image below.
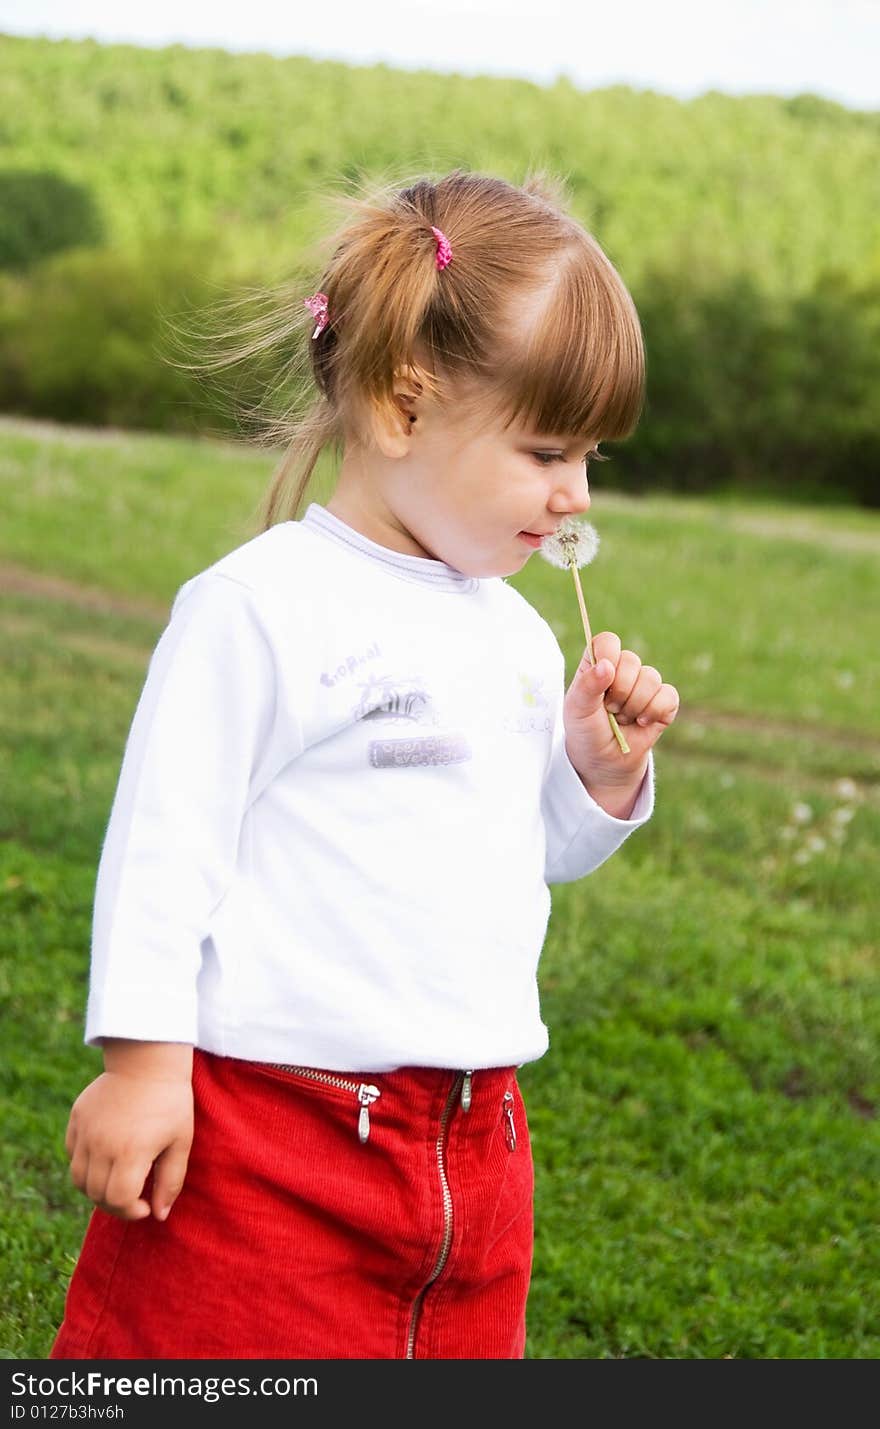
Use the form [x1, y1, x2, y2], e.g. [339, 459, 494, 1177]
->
[1, 33, 878, 504]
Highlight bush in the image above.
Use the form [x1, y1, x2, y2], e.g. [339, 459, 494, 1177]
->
[0, 169, 104, 272]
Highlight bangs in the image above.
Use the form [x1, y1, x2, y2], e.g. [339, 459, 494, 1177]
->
[475, 240, 646, 444]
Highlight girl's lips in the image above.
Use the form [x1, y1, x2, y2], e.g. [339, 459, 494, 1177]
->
[518, 531, 545, 548]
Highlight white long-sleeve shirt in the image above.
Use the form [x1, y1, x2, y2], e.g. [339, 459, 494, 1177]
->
[85, 503, 655, 1071]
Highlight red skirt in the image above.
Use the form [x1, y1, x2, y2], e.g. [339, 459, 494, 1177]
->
[51, 1048, 534, 1359]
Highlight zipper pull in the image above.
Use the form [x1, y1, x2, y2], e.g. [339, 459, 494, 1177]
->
[460, 1070, 473, 1113]
[503, 1090, 516, 1151]
[357, 1084, 381, 1144]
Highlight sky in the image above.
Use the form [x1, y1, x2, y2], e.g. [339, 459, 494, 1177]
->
[1, 0, 878, 110]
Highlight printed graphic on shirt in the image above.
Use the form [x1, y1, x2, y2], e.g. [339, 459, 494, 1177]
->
[502, 672, 553, 735]
[320, 642, 382, 687]
[369, 734, 472, 768]
[351, 670, 472, 768]
[352, 671, 439, 727]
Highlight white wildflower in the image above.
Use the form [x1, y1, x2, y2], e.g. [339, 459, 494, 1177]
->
[537, 516, 629, 755]
[793, 848, 813, 864]
[539, 517, 600, 570]
[805, 833, 826, 853]
[831, 806, 856, 825]
[791, 802, 813, 824]
[833, 778, 861, 801]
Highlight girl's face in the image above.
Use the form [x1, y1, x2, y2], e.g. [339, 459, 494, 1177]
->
[331, 382, 596, 579]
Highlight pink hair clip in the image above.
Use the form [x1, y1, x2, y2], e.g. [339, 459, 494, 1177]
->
[304, 291, 329, 339]
[431, 226, 453, 271]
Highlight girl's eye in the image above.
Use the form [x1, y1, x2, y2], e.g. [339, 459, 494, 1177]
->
[532, 452, 599, 466]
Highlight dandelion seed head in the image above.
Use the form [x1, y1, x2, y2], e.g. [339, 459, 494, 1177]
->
[834, 778, 860, 801]
[832, 806, 855, 825]
[791, 802, 813, 824]
[539, 517, 600, 570]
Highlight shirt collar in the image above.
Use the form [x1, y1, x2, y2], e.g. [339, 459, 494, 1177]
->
[299, 504, 480, 594]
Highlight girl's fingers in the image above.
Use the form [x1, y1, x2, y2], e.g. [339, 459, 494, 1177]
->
[602, 652, 641, 712]
[591, 631, 622, 669]
[83, 1154, 112, 1207]
[68, 1143, 89, 1194]
[150, 1138, 193, 1221]
[633, 684, 681, 726]
[611, 664, 663, 720]
[101, 1157, 153, 1220]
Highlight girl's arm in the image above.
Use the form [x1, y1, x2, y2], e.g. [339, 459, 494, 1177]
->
[65, 1039, 194, 1222]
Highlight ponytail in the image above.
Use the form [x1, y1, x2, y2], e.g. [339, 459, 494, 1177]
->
[167, 167, 645, 533]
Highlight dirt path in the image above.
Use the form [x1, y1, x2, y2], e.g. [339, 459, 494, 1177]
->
[0, 560, 168, 622]
[681, 703, 880, 758]
[593, 491, 880, 555]
[724, 513, 880, 556]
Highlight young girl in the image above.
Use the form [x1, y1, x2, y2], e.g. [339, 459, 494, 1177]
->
[51, 168, 679, 1361]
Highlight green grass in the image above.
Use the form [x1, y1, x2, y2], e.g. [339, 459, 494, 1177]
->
[1, 416, 878, 1358]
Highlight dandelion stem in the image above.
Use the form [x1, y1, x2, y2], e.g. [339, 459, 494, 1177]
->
[568, 561, 630, 755]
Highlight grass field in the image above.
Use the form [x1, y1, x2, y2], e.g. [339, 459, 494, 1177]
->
[1, 416, 878, 1359]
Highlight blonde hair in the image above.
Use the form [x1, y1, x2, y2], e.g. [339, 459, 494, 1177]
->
[171, 167, 645, 532]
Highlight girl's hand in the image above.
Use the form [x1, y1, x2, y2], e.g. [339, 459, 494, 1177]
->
[65, 1061, 194, 1222]
[563, 631, 680, 816]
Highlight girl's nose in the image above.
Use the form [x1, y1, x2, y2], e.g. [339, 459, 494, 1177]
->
[550, 468, 590, 514]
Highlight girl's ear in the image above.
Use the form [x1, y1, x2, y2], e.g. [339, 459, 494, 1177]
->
[372, 365, 426, 458]
[370, 396, 412, 459]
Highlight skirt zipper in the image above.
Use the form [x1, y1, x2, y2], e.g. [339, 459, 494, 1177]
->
[503, 1089, 517, 1151]
[405, 1070, 465, 1359]
[269, 1063, 380, 1144]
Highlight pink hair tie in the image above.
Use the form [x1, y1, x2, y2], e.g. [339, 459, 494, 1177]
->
[431, 226, 453, 271]
[304, 291, 329, 339]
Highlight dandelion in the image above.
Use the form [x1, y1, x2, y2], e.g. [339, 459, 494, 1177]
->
[833, 778, 861, 801]
[791, 802, 813, 824]
[539, 518, 601, 572]
[831, 806, 855, 826]
[539, 517, 629, 754]
[805, 833, 827, 854]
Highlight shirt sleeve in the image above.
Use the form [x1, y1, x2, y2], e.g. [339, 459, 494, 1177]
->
[85, 571, 292, 1047]
[541, 644, 656, 885]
